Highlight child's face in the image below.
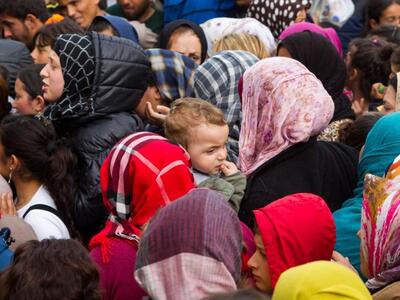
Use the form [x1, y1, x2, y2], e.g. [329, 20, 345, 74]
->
[187, 123, 228, 175]
[13, 79, 36, 115]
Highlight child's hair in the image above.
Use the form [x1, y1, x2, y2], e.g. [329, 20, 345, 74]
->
[88, 18, 119, 36]
[17, 64, 45, 99]
[165, 98, 227, 148]
[391, 47, 400, 72]
[213, 33, 269, 59]
[338, 112, 384, 151]
[368, 0, 400, 29]
[349, 38, 394, 102]
[368, 25, 400, 45]
[34, 17, 84, 49]
[0, 115, 78, 238]
[0, 239, 101, 300]
[0, 65, 9, 122]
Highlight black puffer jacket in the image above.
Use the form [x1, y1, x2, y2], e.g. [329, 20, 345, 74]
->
[0, 40, 33, 98]
[50, 33, 150, 240]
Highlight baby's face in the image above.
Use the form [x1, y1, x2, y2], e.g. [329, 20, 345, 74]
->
[187, 123, 229, 175]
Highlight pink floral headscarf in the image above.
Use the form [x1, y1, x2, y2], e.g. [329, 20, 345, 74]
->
[238, 57, 334, 175]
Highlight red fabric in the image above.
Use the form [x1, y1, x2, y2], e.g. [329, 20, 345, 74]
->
[254, 193, 336, 287]
[89, 132, 195, 261]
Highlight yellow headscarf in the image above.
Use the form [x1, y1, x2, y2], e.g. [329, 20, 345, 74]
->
[272, 261, 372, 300]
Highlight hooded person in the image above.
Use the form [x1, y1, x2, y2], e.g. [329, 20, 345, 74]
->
[89, 132, 195, 300]
[40, 32, 151, 241]
[0, 39, 33, 99]
[278, 31, 354, 142]
[194, 50, 259, 163]
[272, 261, 373, 300]
[200, 17, 276, 57]
[246, 0, 312, 39]
[279, 22, 343, 56]
[157, 19, 208, 64]
[238, 57, 358, 227]
[334, 113, 400, 274]
[248, 193, 336, 294]
[359, 154, 400, 298]
[90, 15, 139, 44]
[134, 188, 242, 300]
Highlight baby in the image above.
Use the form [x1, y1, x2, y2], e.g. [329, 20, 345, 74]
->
[165, 98, 246, 212]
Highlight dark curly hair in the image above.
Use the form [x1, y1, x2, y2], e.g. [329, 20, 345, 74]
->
[0, 0, 49, 22]
[0, 239, 101, 300]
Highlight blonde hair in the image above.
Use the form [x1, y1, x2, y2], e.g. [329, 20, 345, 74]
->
[165, 98, 227, 148]
[213, 33, 270, 59]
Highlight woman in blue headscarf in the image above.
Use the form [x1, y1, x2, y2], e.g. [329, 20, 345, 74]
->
[334, 112, 400, 273]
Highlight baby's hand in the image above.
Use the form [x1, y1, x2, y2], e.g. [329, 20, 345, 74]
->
[220, 161, 239, 176]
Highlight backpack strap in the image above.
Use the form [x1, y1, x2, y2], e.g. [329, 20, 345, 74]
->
[22, 204, 63, 220]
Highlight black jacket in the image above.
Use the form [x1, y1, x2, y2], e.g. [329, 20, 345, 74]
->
[54, 33, 150, 240]
[0, 39, 33, 98]
[239, 138, 359, 227]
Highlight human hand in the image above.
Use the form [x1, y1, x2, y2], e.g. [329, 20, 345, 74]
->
[351, 98, 367, 116]
[0, 192, 16, 216]
[145, 102, 170, 126]
[331, 250, 359, 274]
[220, 160, 239, 176]
[371, 82, 386, 100]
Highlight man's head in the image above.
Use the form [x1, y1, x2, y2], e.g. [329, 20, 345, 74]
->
[117, 0, 152, 21]
[0, 0, 49, 50]
[67, 0, 103, 29]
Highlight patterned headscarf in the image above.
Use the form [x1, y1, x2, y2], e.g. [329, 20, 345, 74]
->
[89, 132, 195, 262]
[44, 34, 95, 121]
[146, 49, 197, 104]
[361, 155, 400, 291]
[238, 57, 334, 176]
[135, 188, 242, 300]
[200, 17, 276, 57]
[194, 50, 259, 163]
[246, 0, 312, 39]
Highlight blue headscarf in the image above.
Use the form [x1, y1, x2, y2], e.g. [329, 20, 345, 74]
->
[334, 113, 400, 273]
[92, 15, 139, 44]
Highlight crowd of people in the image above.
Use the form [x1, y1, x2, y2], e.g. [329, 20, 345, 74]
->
[0, 0, 400, 299]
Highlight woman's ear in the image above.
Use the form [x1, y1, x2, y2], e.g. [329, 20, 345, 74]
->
[32, 96, 46, 113]
[8, 154, 20, 172]
[369, 19, 378, 30]
[348, 68, 358, 82]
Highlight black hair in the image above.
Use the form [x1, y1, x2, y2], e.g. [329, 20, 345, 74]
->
[369, 25, 400, 44]
[339, 112, 384, 151]
[349, 38, 394, 102]
[99, 0, 108, 10]
[34, 17, 84, 49]
[0, 115, 79, 238]
[17, 64, 45, 99]
[0, 239, 101, 300]
[88, 18, 119, 36]
[368, 0, 400, 28]
[0, 0, 49, 22]
[391, 47, 400, 71]
[0, 65, 9, 122]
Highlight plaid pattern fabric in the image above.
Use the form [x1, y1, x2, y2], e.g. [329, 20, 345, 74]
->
[89, 132, 195, 261]
[135, 188, 242, 300]
[45, 34, 95, 121]
[146, 49, 197, 103]
[194, 51, 259, 163]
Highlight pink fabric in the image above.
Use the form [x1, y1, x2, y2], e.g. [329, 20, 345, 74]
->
[91, 239, 147, 300]
[238, 57, 334, 175]
[279, 22, 343, 56]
